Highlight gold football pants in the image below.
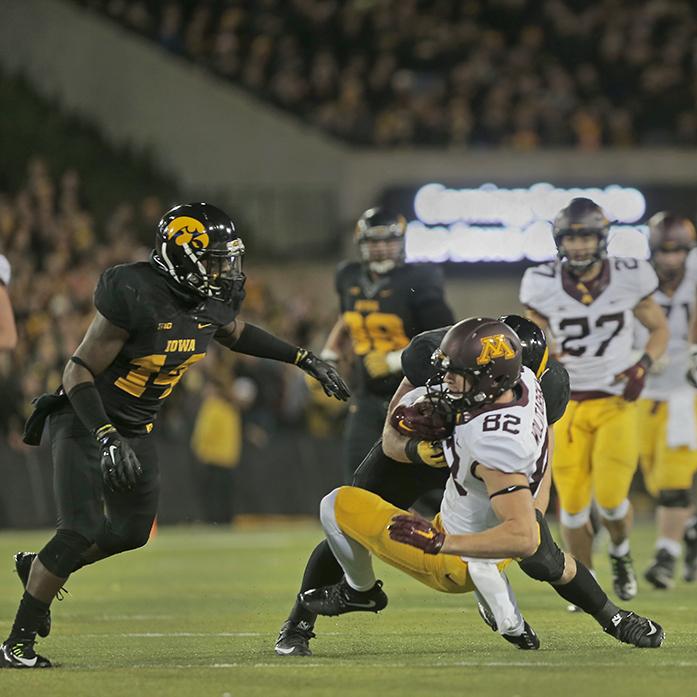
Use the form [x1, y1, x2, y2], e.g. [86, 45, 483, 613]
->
[331, 485, 509, 594]
[637, 399, 697, 496]
[553, 396, 638, 513]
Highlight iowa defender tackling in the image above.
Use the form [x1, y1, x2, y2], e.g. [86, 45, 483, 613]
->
[0, 203, 349, 669]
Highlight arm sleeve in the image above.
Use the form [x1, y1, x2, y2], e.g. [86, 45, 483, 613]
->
[409, 266, 455, 331]
[471, 431, 535, 475]
[0, 254, 10, 286]
[94, 266, 138, 332]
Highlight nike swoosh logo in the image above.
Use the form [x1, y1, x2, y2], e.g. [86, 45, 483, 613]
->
[109, 445, 118, 464]
[275, 646, 297, 655]
[4, 646, 37, 667]
[646, 620, 657, 636]
[345, 600, 377, 609]
[197, 323, 212, 329]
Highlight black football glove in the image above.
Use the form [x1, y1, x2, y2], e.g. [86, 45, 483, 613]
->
[295, 349, 351, 401]
[96, 425, 143, 492]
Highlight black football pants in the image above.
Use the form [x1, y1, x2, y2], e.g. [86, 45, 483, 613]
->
[47, 405, 159, 559]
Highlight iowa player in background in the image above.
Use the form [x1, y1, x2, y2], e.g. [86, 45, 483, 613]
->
[636, 213, 697, 588]
[320, 207, 454, 482]
[0, 203, 349, 669]
[0, 251, 17, 351]
[520, 198, 669, 602]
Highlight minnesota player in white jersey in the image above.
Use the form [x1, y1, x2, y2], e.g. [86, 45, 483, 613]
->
[520, 198, 669, 601]
[636, 213, 697, 588]
[297, 318, 664, 650]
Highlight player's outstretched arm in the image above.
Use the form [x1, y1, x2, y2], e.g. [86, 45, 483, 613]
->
[215, 318, 350, 401]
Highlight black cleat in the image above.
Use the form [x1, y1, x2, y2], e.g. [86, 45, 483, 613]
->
[684, 521, 697, 582]
[14, 553, 53, 638]
[274, 620, 316, 656]
[603, 610, 665, 648]
[299, 579, 388, 617]
[645, 549, 676, 590]
[502, 621, 540, 650]
[610, 553, 638, 600]
[0, 640, 52, 668]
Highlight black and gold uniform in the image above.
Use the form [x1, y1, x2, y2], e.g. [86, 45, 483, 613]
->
[337, 260, 454, 479]
[2, 203, 349, 669]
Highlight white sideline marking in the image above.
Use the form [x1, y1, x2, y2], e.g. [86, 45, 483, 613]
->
[62, 661, 697, 671]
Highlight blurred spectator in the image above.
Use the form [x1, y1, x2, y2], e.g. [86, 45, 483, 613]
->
[77, 0, 697, 148]
[190, 378, 245, 524]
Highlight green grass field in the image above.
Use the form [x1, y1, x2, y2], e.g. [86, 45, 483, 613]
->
[0, 521, 695, 697]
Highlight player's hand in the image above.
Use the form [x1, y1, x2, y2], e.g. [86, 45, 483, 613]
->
[687, 345, 697, 389]
[363, 350, 402, 379]
[388, 514, 445, 554]
[613, 353, 652, 401]
[405, 438, 447, 467]
[296, 349, 350, 401]
[96, 425, 143, 492]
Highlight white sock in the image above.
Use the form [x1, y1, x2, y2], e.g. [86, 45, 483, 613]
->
[319, 489, 376, 592]
[469, 562, 524, 637]
[609, 539, 630, 557]
[656, 538, 681, 558]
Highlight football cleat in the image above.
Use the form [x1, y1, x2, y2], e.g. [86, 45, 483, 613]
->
[0, 640, 52, 669]
[298, 579, 388, 617]
[609, 553, 638, 600]
[274, 620, 315, 657]
[502, 621, 540, 650]
[603, 610, 665, 648]
[684, 521, 697, 582]
[14, 553, 54, 638]
[476, 598, 497, 632]
[644, 549, 676, 590]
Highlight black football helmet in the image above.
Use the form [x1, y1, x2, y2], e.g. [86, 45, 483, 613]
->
[355, 207, 407, 274]
[151, 202, 245, 302]
[429, 317, 523, 409]
[553, 197, 610, 275]
[499, 314, 549, 378]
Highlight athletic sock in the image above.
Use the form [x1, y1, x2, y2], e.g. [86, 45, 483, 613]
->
[6, 591, 50, 643]
[609, 538, 630, 557]
[553, 560, 611, 619]
[656, 537, 681, 558]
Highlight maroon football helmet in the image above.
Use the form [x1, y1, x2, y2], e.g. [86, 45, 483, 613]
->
[430, 317, 523, 408]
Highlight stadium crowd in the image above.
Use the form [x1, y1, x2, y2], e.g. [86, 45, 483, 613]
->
[77, 0, 697, 147]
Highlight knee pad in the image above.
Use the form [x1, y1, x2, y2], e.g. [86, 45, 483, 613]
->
[95, 521, 152, 556]
[518, 512, 566, 583]
[597, 498, 630, 521]
[560, 505, 591, 529]
[658, 489, 692, 509]
[38, 529, 92, 577]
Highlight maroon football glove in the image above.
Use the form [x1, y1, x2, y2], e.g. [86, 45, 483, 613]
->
[388, 514, 445, 554]
[614, 353, 652, 402]
[390, 400, 453, 441]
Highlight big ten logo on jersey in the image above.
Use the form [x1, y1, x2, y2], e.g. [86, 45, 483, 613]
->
[158, 322, 173, 331]
[476, 334, 516, 365]
[343, 310, 409, 355]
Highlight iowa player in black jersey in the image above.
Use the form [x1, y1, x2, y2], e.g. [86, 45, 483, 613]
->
[276, 316, 663, 654]
[0, 203, 349, 669]
[320, 207, 454, 482]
